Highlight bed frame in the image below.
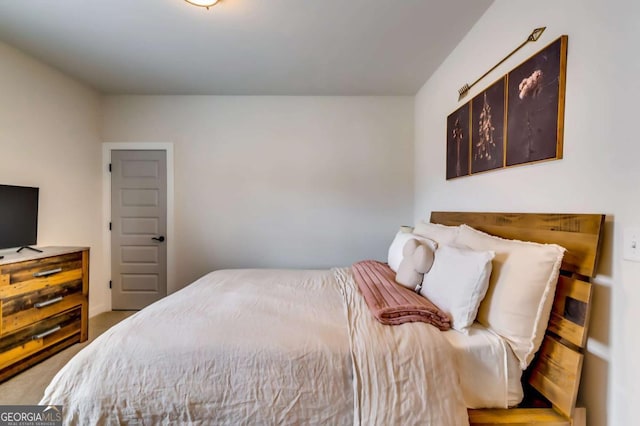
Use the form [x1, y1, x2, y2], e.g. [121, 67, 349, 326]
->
[430, 212, 606, 426]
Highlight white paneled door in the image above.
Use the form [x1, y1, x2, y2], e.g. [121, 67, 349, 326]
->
[111, 150, 167, 310]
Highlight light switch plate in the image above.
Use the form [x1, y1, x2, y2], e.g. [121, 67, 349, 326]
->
[623, 228, 640, 262]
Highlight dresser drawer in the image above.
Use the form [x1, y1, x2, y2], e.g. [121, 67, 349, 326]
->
[0, 252, 83, 285]
[0, 252, 84, 336]
[0, 306, 82, 371]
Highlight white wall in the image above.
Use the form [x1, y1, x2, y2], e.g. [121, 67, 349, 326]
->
[414, 1, 639, 425]
[0, 41, 107, 316]
[103, 96, 414, 290]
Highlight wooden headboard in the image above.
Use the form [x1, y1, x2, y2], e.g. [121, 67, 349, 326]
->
[430, 212, 604, 278]
[430, 212, 605, 422]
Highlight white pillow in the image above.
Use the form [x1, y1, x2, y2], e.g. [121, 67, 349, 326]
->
[413, 221, 460, 245]
[455, 224, 565, 369]
[388, 230, 437, 272]
[420, 244, 494, 333]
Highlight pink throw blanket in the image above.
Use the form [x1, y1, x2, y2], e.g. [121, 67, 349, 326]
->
[352, 260, 451, 330]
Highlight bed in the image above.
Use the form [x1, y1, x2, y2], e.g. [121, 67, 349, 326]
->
[39, 212, 605, 425]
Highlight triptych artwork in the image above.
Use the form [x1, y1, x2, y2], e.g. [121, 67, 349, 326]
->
[446, 36, 568, 180]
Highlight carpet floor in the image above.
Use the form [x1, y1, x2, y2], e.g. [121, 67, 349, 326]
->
[0, 310, 135, 405]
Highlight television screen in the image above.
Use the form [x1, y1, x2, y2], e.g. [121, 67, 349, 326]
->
[0, 185, 39, 250]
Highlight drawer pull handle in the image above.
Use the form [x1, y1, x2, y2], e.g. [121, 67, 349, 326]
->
[33, 268, 63, 278]
[34, 296, 63, 308]
[33, 326, 61, 340]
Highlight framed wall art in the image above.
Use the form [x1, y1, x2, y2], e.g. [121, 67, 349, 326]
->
[446, 103, 470, 180]
[506, 36, 568, 166]
[446, 33, 568, 180]
[471, 77, 506, 174]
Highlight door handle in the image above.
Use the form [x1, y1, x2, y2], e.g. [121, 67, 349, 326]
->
[152, 236, 165, 242]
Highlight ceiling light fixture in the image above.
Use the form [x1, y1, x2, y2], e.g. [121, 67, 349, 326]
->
[184, 0, 220, 10]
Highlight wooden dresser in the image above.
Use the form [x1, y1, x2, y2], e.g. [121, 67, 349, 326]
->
[0, 247, 89, 382]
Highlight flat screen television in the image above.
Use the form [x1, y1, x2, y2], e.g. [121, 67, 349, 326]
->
[0, 184, 39, 250]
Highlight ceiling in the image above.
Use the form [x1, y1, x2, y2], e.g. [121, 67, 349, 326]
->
[0, 0, 492, 95]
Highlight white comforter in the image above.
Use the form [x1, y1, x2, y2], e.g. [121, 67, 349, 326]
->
[41, 268, 468, 425]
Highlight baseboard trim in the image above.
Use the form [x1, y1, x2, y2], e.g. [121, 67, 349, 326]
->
[89, 303, 109, 318]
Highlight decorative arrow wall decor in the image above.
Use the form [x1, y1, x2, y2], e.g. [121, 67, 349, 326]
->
[457, 27, 546, 101]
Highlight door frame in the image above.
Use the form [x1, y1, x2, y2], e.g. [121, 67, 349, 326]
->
[102, 142, 175, 311]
